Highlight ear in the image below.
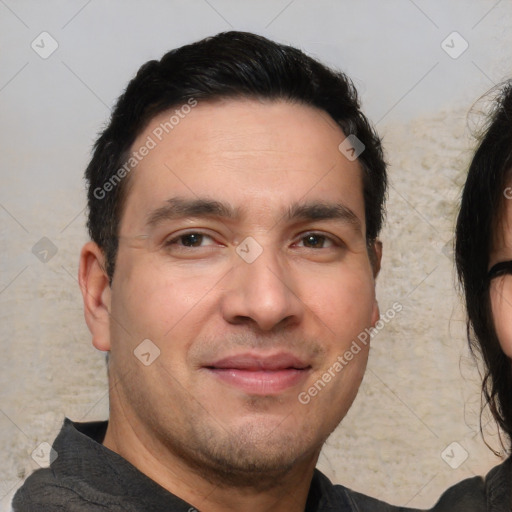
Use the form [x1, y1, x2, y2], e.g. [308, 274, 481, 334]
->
[79, 241, 112, 352]
[369, 240, 382, 327]
[370, 240, 382, 278]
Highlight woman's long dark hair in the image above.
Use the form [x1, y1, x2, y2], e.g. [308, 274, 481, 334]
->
[455, 81, 512, 449]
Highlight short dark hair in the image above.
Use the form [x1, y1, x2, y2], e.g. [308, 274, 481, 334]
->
[85, 31, 387, 281]
[455, 81, 512, 448]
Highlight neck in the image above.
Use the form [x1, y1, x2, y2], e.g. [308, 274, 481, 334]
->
[103, 405, 320, 512]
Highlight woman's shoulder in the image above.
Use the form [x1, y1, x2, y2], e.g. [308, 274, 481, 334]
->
[341, 458, 511, 512]
[430, 457, 511, 512]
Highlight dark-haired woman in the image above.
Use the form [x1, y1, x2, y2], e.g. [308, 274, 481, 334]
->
[448, 82, 512, 510]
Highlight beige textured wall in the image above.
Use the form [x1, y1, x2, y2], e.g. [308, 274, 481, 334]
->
[1, 1, 511, 510]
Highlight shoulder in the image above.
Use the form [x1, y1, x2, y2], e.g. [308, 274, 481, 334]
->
[12, 468, 81, 511]
[11, 468, 126, 512]
[428, 458, 511, 512]
[340, 477, 488, 512]
[11, 419, 118, 511]
[428, 475, 486, 512]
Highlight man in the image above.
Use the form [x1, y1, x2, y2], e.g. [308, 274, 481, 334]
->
[12, 31, 415, 511]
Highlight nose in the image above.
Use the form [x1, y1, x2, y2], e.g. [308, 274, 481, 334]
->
[220, 247, 304, 332]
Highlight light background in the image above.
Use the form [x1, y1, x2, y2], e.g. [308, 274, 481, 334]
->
[1, 0, 511, 509]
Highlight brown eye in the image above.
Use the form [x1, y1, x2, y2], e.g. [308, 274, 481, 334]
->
[180, 233, 205, 247]
[298, 233, 333, 249]
[165, 232, 215, 248]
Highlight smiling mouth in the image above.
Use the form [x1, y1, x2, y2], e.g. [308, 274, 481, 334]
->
[204, 353, 312, 395]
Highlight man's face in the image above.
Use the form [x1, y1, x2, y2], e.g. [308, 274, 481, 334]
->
[103, 99, 380, 481]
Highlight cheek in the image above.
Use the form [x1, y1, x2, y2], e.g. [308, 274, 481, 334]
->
[308, 272, 376, 332]
[490, 282, 512, 357]
[112, 254, 223, 345]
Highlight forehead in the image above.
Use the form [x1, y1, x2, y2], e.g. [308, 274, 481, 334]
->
[121, 98, 365, 231]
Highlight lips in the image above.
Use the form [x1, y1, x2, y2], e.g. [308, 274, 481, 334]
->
[204, 352, 311, 395]
[208, 353, 310, 371]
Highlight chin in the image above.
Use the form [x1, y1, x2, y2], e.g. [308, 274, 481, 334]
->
[178, 416, 321, 489]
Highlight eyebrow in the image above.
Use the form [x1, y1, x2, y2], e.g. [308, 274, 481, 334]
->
[145, 196, 362, 232]
[145, 197, 239, 228]
[285, 202, 362, 232]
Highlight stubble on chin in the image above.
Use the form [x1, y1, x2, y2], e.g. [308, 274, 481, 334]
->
[157, 404, 321, 491]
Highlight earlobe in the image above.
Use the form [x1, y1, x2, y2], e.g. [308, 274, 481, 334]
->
[79, 241, 112, 352]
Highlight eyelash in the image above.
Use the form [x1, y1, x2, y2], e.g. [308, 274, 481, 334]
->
[164, 231, 218, 248]
[163, 231, 342, 250]
[294, 232, 339, 249]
